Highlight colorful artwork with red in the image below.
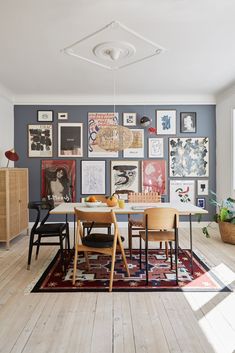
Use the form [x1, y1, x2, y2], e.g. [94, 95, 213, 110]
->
[41, 160, 76, 205]
[142, 160, 166, 195]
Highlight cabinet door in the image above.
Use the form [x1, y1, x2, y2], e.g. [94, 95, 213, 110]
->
[8, 170, 20, 238]
[0, 171, 7, 241]
[18, 170, 29, 231]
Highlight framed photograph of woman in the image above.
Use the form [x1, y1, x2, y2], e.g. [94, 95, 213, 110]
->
[81, 160, 106, 195]
[41, 160, 76, 205]
[180, 112, 197, 133]
[58, 123, 83, 157]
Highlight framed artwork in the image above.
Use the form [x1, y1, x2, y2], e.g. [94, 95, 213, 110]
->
[88, 112, 119, 157]
[197, 180, 209, 195]
[81, 160, 106, 195]
[111, 160, 139, 194]
[28, 124, 53, 157]
[58, 123, 83, 157]
[148, 138, 164, 158]
[180, 112, 196, 133]
[156, 110, 176, 135]
[123, 129, 144, 158]
[170, 180, 195, 204]
[197, 197, 206, 209]
[41, 159, 76, 206]
[169, 137, 209, 177]
[37, 110, 53, 122]
[123, 112, 137, 126]
[142, 160, 166, 194]
[58, 112, 68, 120]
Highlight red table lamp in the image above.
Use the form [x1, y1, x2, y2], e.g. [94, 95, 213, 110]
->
[5, 149, 19, 167]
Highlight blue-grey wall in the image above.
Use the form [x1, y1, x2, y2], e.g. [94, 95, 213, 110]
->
[14, 104, 216, 221]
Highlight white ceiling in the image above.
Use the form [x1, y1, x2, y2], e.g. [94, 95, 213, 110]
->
[0, 0, 235, 103]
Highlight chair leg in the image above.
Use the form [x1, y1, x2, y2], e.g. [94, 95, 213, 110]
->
[66, 223, 70, 251]
[139, 235, 142, 270]
[165, 241, 168, 260]
[35, 234, 41, 260]
[169, 241, 173, 269]
[160, 241, 162, 249]
[118, 233, 130, 277]
[145, 238, 149, 285]
[128, 223, 133, 259]
[72, 247, 78, 285]
[27, 231, 35, 270]
[175, 229, 179, 285]
[108, 226, 111, 236]
[109, 237, 118, 292]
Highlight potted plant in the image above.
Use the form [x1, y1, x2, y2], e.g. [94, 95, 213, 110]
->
[202, 192, 235, 244]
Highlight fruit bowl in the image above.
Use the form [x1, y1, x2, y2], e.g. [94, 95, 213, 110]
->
[84, 201, 103, 208]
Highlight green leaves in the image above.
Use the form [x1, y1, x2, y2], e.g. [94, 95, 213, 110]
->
[202, 226, 210, 238]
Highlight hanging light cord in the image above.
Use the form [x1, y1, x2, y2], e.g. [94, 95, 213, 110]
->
[113, 69, 116, 116]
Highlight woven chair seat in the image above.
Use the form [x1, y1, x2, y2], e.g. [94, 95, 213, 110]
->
[129, 218, 144, 227]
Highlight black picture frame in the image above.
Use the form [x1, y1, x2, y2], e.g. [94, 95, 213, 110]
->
[180, 112, 197, 133]
[37, 110, 53, 122]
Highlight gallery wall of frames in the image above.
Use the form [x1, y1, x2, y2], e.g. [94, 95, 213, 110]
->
[14, 104, 216, 220]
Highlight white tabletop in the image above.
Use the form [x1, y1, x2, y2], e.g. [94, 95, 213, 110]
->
[50, 202, 208, 216]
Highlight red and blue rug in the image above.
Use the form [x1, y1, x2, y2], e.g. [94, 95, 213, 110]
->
[31, 249, 231, 292]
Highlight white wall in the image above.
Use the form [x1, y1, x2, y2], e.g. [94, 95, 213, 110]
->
[0, 84, 14, 167]
[216, 86, 235, 200]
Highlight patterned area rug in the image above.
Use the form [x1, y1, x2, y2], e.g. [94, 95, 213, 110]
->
[31, 249, 231, 292]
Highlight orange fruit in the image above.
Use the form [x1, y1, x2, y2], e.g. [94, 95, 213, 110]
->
[88, 196, 97, 202]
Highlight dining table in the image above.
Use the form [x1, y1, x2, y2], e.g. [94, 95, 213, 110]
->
[50, 202, 208, 273]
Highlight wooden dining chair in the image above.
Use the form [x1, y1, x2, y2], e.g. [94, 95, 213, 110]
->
[81, 195, 112, 236]
[139, 208, 179, 285]
[127, 192, 162, 259]
[72, 209, 130, 292]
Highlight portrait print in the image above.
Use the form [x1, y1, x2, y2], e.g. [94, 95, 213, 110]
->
[156, 110, 176, 135]
[169, 137, 209, 177]
[111, 160, 139, 194]
[41, 160, 76, 205]
[28, 124, 53, 157]
[88, 112, 119, 157]
[180, 112, 197, 133]
[142, 160, 166, 194]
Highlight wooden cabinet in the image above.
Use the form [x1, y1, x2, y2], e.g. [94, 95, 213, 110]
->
[0, 168, 29, 249]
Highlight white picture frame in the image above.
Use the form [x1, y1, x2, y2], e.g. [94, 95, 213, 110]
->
[111, 160, 139, 195]
[58, 123, 83, 157]
[81, 160, 106, 195]
[148, 138, 164, 158]
[156, 110, 176, 135]
[37, 110, 53, 122]
[197, 180, 209, 195]
[58, 112, 68, 120]
[170, 180, 195, 204]
[88, 112, 119, 158]
[123, 112, 137, 126]
[123, 129, 144, 158]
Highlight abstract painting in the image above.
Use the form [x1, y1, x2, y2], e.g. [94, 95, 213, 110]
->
[111, 160, 139, 194]
[123, 129, 144, 158]
[81, 160, 106, 195]
[41, 160, 76, 205]
[169, 137, 209, 177]
[28, 124, 53, 157]
[88, 112, 119, 157]
[156, 110, 176, 135]
[58, 123, 83, 157]
[142, 160, 166, 194]
[170, 180, 195, 204]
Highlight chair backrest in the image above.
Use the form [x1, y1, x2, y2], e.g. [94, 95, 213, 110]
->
[128, 192, 161, 203]
[74, 208, 118, 243]
[114, 189, 134, 200]
[81, 195, 107, 203]
[28, 200, 54, 230]
[144, 208, 179, 230]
